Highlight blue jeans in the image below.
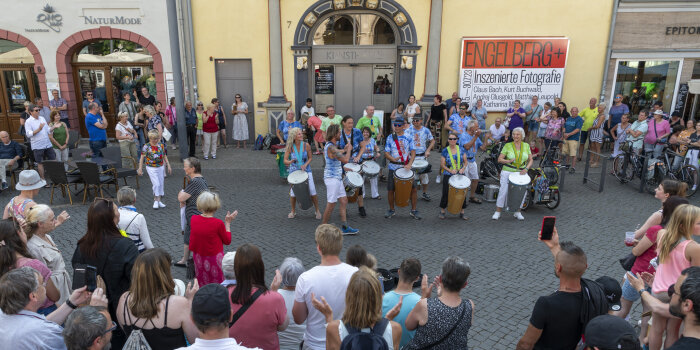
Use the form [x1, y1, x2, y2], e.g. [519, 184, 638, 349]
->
[135, 127, 145, 153]
[89, 140, 107, 157]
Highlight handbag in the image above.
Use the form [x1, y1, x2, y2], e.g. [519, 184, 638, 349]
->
[162, 127, 172, 141]
[619, 252, 636, 271]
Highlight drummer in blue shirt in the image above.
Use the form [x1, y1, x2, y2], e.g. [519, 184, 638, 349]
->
[459, 120, 487, 205]
[439, 132, 468, 220]
[277, 109, 302, 143]
[384, 116, 420, 220]
[283, 127, 322, 220]
[407, 116, 435, 201]
[337, 115, 367, 217]
[492, 127, 533, 221]
[446, 102, 472, 136]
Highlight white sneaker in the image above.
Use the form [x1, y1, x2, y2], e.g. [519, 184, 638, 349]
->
[514, 212, 525, 220]
[153, 201, 159, 209]
[491, 212, 500, 220]
[158, 201, 166, 208]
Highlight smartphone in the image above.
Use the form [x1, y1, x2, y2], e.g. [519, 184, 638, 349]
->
[85, 265, 97, 292]
[541, 216, 556, 240]
[72, 267, 86, 290]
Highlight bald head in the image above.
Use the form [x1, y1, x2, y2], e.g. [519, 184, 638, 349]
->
[555, 241, 587, 279]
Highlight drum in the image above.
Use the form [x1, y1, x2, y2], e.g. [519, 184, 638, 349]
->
[276, 149, 288, 178]
[506, 172, 531, 212]
[344, 163, 363, 174]
[343, 172, 364, 203]
[362, 160, 380, 178]
[412, 159, 429, 175]
[483, 184, 499, 202]
[447, 175, 470, 214]
[393, 168, 414, 207]
[287, 170, 313, 210]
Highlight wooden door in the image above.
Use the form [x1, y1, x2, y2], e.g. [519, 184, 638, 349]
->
[0, 66, 38, 140]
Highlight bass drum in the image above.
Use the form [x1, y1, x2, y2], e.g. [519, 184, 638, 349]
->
[287, 170, 312, 210]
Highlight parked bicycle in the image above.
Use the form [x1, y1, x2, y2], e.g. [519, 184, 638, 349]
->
[521, 164, 564, 211]
[480, 141, 504, 181]
[655, 145, 698, 196]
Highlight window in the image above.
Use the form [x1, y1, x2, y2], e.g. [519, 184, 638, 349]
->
[614, 60, 680, 115]
[312, 13, 396, 45]
[0, 39, 34, 64]
[73, 40, 153, 63]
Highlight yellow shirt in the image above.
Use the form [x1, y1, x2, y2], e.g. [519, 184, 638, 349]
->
[580, 107, 598, 132]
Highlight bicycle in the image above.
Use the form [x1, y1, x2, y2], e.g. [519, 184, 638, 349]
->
[479, 140, 504, 182]
[521, 164, 565, 211]
[658, 145, 698, 197]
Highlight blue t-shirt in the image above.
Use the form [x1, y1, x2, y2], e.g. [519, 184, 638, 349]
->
[278, 120, 302, 141]
[381, 291, 421, 348]
[406, 125, 434, 155]
[385, 133, 414, 171]
[564, 116, 584, 141]
[448, 113, 471, 135]
[82, 99, 102, 112]
[458, 132, 483, 162]
[609, 104, 629, 126]
[337, 128, 363, 157]
[324, 142, 342, 180]
[85, 112, 107, 141]
[441, 146, 466, 175]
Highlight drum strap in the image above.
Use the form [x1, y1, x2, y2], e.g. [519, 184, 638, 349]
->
[293, 141, 304, 166]
[447, 146, 461, 172]
[393, 133, 407, 165]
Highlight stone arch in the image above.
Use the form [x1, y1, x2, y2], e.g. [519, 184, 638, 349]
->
[55, 26, 165, 129]
[0, 30, 48, 102]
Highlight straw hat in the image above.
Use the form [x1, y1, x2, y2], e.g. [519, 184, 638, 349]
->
[15, 170, 46, 191]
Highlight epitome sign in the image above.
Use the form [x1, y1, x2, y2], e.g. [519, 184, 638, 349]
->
[459, 37, 569, 111]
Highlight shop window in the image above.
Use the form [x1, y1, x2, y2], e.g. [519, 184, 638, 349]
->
[312, 13, 395, 46]
[73, 39, 152, 63]
[0, 39, 34, 64]
[692, 60, 700, 80]
[614, 60, 680, 115]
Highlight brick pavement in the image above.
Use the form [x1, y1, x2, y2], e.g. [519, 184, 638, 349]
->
[4, 144, 680, 348]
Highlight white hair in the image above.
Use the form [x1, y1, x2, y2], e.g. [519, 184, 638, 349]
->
[466, 119, 478, 129]
[512, 127, 525, 138]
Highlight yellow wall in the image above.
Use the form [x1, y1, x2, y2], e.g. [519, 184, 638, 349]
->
[439, 0, 614, 125]
[191, 0, 271, 135]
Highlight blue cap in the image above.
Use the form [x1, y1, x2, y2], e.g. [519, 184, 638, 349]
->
[394, 116, 405, 125]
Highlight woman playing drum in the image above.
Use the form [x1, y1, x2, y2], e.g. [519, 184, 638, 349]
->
[283, 127, 322, 219]
[492, 127, 533, 221]
[322, 124, 359, 234]
[439, 132, 468, 220]
[354, 127, 381, 200]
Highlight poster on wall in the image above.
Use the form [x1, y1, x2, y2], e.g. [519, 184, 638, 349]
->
[459, 37, 569, 111]
[315, 65, 334, 94]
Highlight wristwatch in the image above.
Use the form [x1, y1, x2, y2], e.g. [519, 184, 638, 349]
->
[65, 299, 78, 309]
[637, 289, 646, 296]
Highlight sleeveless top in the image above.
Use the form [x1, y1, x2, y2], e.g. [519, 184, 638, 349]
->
[361, 139, 377, 161]
[404, 298, 472, 350]
[324, 142, 342, 180]
[339, 320, 394, 349]
[653, 238, 692, 294]
[288, 141, 310, 173]
[122, 294, 187, 350]
[394, 109, 405, 120]
[8, 197, 34, 220]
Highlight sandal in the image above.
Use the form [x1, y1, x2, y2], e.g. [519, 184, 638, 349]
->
[439, 212, 446, 219]
[287, 212, 296, 219]
[460, 213, 469, 221]
[315, 211, 322, 220]
[469, 197, 482, 204]
[173, 261, 187, 267]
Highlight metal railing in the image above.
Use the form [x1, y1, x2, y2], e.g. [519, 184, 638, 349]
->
[582, 149, 607, 192]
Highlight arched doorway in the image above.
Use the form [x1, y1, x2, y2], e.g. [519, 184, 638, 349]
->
[71, 39, 156, 138]
[292, 0, 419, 120]
[0, 38, 43, 140]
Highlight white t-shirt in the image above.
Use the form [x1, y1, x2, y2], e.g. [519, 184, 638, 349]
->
[489, 124, 506, 141]
[294, 263, 358, 350]
[115, 121, 135, 142]
[174, 338, 260, 350]
[278, 289, 306, 350]
[406, 103, 419, 117]
[300, 106, 315, 117]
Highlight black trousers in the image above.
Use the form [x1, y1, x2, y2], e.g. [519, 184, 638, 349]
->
[186, 125, 197, 157]
[439, 174, 467, 209]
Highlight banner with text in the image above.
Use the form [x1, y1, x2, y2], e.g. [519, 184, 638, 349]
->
[459, 37, 569, 111]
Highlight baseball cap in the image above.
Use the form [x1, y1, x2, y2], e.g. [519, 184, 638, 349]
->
[394, 116, 405, 125]
[191, 283, 231, 325]
[596, 276, 622, 312]
[584, 315, 640, 350]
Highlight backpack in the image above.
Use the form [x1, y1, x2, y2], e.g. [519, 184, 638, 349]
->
[254, 134, 264, 150]
[122, 328, 152, 350]
[339, 318, 390, 350]
[263, 133, 272, 150]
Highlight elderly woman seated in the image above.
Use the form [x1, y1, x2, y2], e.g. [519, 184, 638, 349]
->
[116, 186, 153, 253]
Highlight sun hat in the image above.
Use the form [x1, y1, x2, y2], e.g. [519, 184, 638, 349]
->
[15, 170, 46, 191]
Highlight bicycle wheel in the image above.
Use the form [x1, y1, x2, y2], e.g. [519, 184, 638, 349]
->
[612, 156, 631, 183]
[644, 167, 663, 194]
[545, 189, 560, 210]
[680, 165, 698, 197]
[482, 160, 499, 181]
[521, 190, 533, 211]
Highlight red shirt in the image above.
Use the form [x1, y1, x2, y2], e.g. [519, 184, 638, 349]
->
[632, 225, 660, 275]
[202, 110, 219, 133]
[188, 215, 230, 256]
[228, 286, 287, 350]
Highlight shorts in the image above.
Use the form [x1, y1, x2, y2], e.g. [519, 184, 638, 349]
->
[465, 162, 479, 180]
[324, 177, 346, 203]
[33, 147, 56, 163]
[387, 168, 417, 191]
[561, 140, 579, 157]
[290, 171, 317, 197]
[579, 130, 589, 144]
[196, 129, 203, 135]
[418, 173, 429, 185]
[528, 120, 539, 131]
[621, 277, 649, 302]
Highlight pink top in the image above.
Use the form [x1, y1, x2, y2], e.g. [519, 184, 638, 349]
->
[632, 225, 660, 275]
[16, 257, 55, 309]
[228, 287, 287, 350]
[652, 239, 692, 294]
[644, 119, 671, 145]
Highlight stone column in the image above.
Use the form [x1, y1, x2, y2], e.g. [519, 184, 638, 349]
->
[263, 0, 290, 133]
[421, 0, 443, 104]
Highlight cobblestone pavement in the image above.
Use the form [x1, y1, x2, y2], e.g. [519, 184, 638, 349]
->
[8, 144, 684, 348]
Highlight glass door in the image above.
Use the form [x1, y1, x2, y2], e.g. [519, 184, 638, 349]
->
[0, 67, 38, 140]
[74, 66, 115, 138]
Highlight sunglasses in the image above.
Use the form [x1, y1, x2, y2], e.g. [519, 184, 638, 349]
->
[459, 108, 466, 110]
[412, 119, 420, 123]
[103, 321, 117, 335]
[668, 283, 677, 299]
[448, 138, 458, 141]
[393, 124, 403, 127]
[86, 94, 93, 96]
[32, 109, 40, 112]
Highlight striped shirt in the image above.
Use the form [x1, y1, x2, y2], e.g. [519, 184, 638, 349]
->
[184, 176, 208, 221]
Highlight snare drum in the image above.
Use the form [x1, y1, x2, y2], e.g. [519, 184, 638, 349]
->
[343, 172, 364, 203]
[506, 172, 531, 212]
[412, 159, 429, 174]
[393, 168, 414, 207]
[362, 160, 380, 178]
[344, 163, 363, 174]
[447, 175, 470, 214]
[287, 170, 313, 210]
